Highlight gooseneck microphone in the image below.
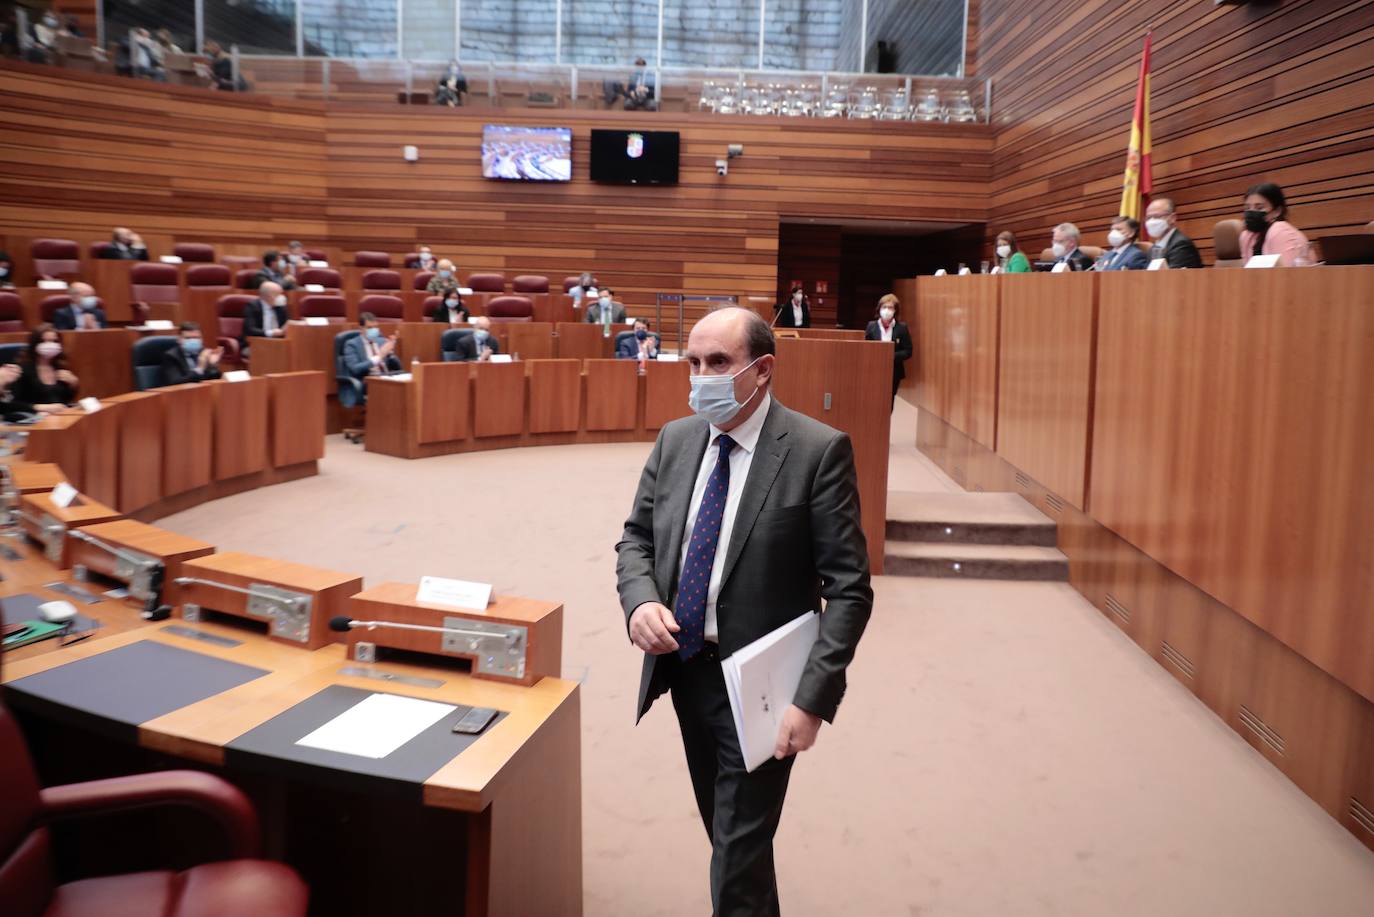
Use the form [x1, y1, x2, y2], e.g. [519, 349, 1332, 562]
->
[329, 615, 516, 643]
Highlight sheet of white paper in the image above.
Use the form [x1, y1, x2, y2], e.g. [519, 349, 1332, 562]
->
[37, 280, 68, 290]
[304, 316, 330, 326]
[145, 319, 175, 330]
[722, 611, 820, 772]
[378, 372, 413, 382]
[958, 267, 972, 275]
[223, 370, 251, 382]
[488, 354, 513, 364]
[78, 396, 102, 414]
[159, 255, 183, 264]
[50, 481, 79, 508]
[1147, 258, 1167, 271]
[1245, 254, 1281, 269]
[304, 283, 326, 293]
[655, 353, 681, 362]
[1050, 262, 1069, 273]
[990, 265, 1001, 275]
[308, 259, 330, 268]
[416, 575, 492, 610]
[295, 692, 456, 759]
[457, 287, 474, 296]
[933, 269, 947, 277]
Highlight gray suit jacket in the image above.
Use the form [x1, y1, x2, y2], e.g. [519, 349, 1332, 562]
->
[616, 397, 873, 724]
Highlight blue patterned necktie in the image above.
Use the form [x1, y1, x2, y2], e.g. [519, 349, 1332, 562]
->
[676, 434, 735, 660]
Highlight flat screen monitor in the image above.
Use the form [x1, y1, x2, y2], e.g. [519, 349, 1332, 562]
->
[589, 129, 680, 185]
[481, 125, 572, 181]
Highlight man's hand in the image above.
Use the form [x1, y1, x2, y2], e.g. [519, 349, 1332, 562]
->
[207, 347, 222, 366]
[628, 602, 680, 654]
[774, 705, 822, 760]
[81, 313, 97, 330]
[380, 338, 396, 357]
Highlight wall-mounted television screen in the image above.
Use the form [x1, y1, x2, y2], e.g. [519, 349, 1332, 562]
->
[481, 125, 572, 181]
[589, 129, 680, 185]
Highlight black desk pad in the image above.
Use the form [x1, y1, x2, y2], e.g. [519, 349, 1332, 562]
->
[226, 684, 506, 802]
[2, 592, 101, 634]
[4, 640, 269, 742]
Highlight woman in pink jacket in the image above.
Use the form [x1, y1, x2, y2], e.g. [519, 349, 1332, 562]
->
[1239, 182, 1312, 266]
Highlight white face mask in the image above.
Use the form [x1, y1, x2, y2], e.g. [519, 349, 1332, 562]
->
[1107, 229, 1126, 248]
[688, 356, 762, 427]
[599, 296, 611, 306]
[996, 244, 1011, 259]
[879, 307, 895, 321]
[1145, 217, 1170, 240]
[1051, 242, 1067, 259]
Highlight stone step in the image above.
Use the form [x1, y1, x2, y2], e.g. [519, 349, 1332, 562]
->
[884, 541, 1069, 581]
[886, 491, 1056, 547]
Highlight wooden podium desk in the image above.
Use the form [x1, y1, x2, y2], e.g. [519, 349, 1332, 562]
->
[64, 519, 215, 601]
[61, 328, 137, 399]
[3, 460, 68, 495]
[1, 550, 583, 917]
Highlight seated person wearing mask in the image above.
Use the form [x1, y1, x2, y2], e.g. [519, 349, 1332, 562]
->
[1239, 182, 1311, 267]
[432, 290, 470, 325]
[253, 250, 298, 290]
[414, 246, 438, 271]
[98, 227, 149, 260]
[454, 316, 500, 362]
[343, 313, 403, 383]
[1143, 197, 1203, 269]
[160, 322, 223, 386]
[569, 272, 598, 308]
[0, 361, 36, 420]
[1050, 223, 1094, 272]
[995, 231, 1031, 273]
[426, 259, 460, 295]
[285, 240, 310, 273]
[16, 324, 80, 412]
[52, 283, 108, 330]
[1096, 216, 1149, 271]
[584, 288, 627, 326]
[434, 61, 468, 107]
[242, 281, 289, 353]
[0, 250, 16, 288]
[616, 319, 660, 360]
[774, 285, 811, 329]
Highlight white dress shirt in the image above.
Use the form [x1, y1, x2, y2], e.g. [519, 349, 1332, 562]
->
[878, 320, 894, 342]
[679, 392, 772, 643]
[791, 303, 804, 325]
[261, 301, 278, 335]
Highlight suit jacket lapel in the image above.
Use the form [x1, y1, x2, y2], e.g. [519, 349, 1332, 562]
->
[720, 401, 789, 589]
[659, 422, 709, 602]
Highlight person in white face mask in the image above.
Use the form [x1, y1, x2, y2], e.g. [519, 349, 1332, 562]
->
[1096, 216, 1150, 271]
[994, 231, 1031, 273]
[773, 285, 811, 328]
[616, 306, 872, 917]
[864, 293, 913, 406]
[1143, 197, 1203, 269]
[1049, 223, 1094, 272]
[584, 287, 627, 325]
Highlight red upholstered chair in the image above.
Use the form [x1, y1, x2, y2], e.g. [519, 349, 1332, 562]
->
[0, 700, 308, 917]
[129, 263, 180, 308]
[562, 275, 581, 293]
[186, 264, 231, 289]
[221, 255, 258, 270]
[362, 270, 401, 291]
[298, 295, 347, 323]
[305, 249, 329, 262]
[413, 271, 435, 291]
[89, 241, 113, 259]
[173, 242, 216, 262]
[487, 295, 534, 323]
[513, 275, 549, 294]
[0, 292, 24, 332]
[31, 239, 80, 278]
[358, 294, 404, 323]
[297, 267, 341, 289]
[353, 251, 391, 268]
[235, 269, 260, 291]
[1213, 218, 1245, 268]
[467, 273, 505, 293]
[421, 295, 442, 322]
[217, 294, 253, 365]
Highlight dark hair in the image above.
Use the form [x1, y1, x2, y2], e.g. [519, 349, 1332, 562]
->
[1112, 216, 1140, 239]
[0, 250, 10, 262]
[25, 323, 65, 370]
[790, 284, 805, 296]
[635, 58, 647, 66]
[996, 231, 1019, 252]
[262, 250, 281, 267]
[600, 287, 614, 296]
[179, 321, 200, 333]
[743, 310, 776, 360]
[1245, 182, 1288, 220]
[359, 312, 377, 324]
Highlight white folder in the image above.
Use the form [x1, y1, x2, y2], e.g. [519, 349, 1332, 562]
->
[721, 611, 820, 772]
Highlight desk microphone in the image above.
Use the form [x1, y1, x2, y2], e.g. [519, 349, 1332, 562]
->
[329, 615, 515, 644]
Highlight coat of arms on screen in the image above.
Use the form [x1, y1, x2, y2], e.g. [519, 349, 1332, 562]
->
[626, 133, 644, 159]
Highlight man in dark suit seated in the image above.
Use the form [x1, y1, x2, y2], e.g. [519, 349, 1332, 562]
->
[617, 319, 660, 360]
[1096, 216, 1150, 271]
[603, 58, 658, 111]
[252, 250, 297, 291]
[241, 281, 289, 353]
[1144, 197, 1204, 268]
[1051, 223, 1095, 272]
[584, 288, 628, 326]
[160, 322, 223, 386]
[51, 283, 108, 330]
[453, 315, 501, 362]
[342, 313, 402, 387]
[98, 227, 149, 260]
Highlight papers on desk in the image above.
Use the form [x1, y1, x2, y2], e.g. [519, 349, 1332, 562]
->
[376, 372, 413, 382]
[307, 259, 330, 268]
[304, 316, 330, 326]
[1050, 261, 1069, 273]
[37, 280, 68, 290]
[1147, 258, 1167, 271]
[78, 397, 102, 414]
[145, 319, 175, 330]
[295, 692, 456, 759]
[223, 370, 251, 382]
[159, 255, 183, 264]
[50, 481, 79, 508]
[488, 354, 513, 364]
[655, 353, 681, 362]
[416, 575, 492, 610]
[303, 283, 326, 293]
[722, 610, 820, 773]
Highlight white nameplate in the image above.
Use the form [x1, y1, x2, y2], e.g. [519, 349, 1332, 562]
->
[304, 283, 326, 293]
[1245, 254, 1281, 269]
[1050, 261, 1069, 273]
[50, 481, 79, 508]
[416, 575, 492, 611]
[656, 353, 681, 362]
[295, 692, 456, 760]
[304, 316, 330, 326]
[489, 353, 513, 364]
[933, 269, 947, 276]
[990, 265, 1001, 274]
[1147, 258, 1167, 271]
[78, 396, 102, 414]
[145, 319, 175, 330]
[37, 279, 68, 290]
[308, 259, 330, 268]
[958, 267, 972, 275]
[378, 372, 413, 382]
[158, 255, 183, 264]
[223, 370, 251, 382]
[457, 287, 474, 296]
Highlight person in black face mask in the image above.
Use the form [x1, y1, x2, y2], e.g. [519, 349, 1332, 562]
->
[616, 319, 660, 360]
[1238, 182, 1312, 267]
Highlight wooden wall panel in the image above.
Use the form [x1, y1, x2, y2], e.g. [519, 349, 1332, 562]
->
[976, 0, 1374, 263]
[1091, 267, 1374, 703]
[909, 274, 999, 449]
[995, 273, 1095, 508]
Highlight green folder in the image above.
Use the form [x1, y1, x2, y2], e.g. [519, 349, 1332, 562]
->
[1, 620, 67, 650]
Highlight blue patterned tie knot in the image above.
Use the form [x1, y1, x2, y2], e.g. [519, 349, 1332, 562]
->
[676, 434, 735, 660]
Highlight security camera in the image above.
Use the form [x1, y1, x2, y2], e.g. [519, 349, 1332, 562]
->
[715, 159, 728, 177]
[727, 144, 744, 158]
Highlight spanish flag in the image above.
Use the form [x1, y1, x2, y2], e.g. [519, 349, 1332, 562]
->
[1119, 32, 1152, 220]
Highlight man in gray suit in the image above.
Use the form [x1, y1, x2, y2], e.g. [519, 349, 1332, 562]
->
[616, 307, 873, 916]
